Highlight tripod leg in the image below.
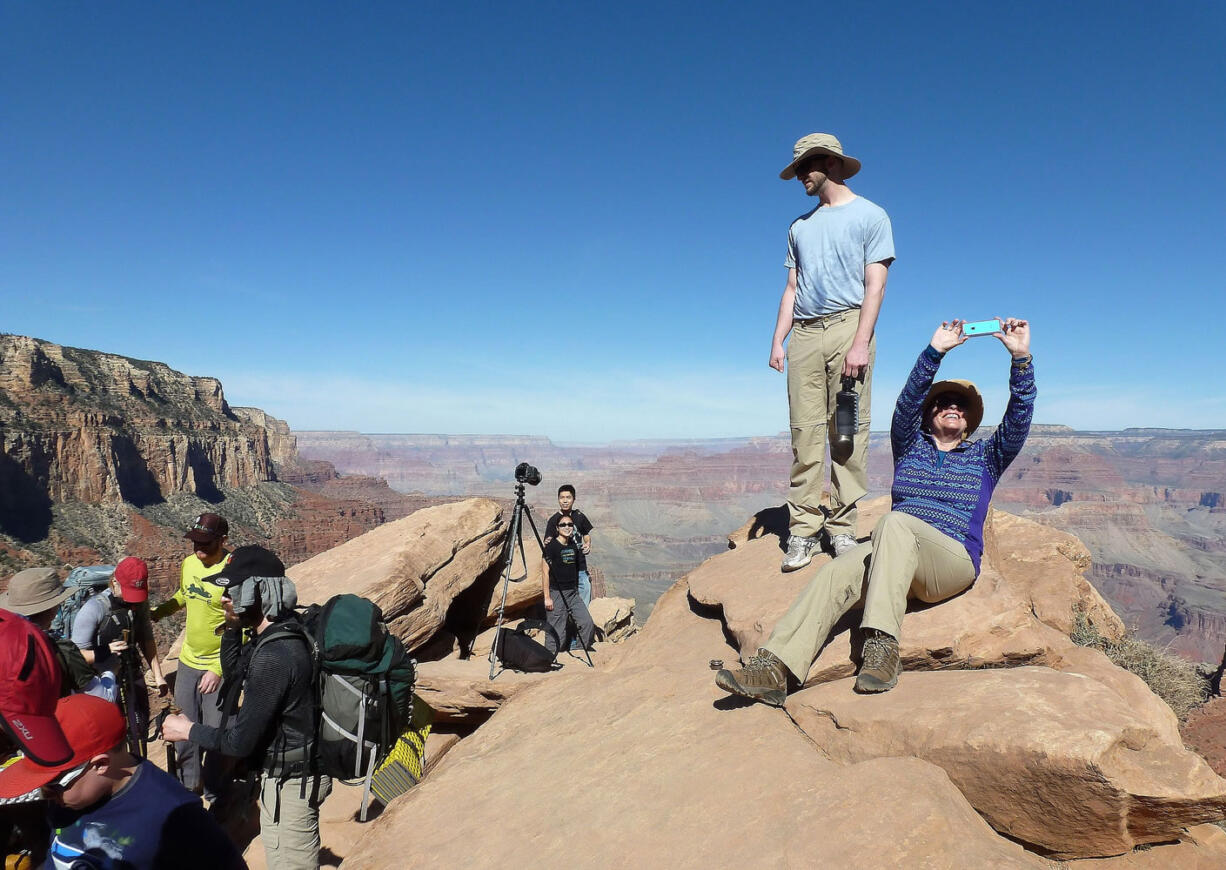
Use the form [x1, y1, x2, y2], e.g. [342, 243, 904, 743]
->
[488, 497, 525, 680]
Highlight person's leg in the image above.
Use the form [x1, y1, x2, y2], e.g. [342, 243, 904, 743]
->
[561, 588, 597, 650]
[763, 543, 873, 682]
[785, 324, 830, 540]
[196, 674, 227, 801]
[543, 586, 569, 657]
[859, 511, 976, 640]
[259, 773, 332, 870]
[173, 664, 205, 791]
[577, 570, 591, 606]
[824, 312, 874, 541]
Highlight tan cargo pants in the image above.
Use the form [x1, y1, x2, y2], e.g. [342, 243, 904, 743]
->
[764, 511, 976, 682]
[258, 772, 332, 870]
[786, 310, 873, 539]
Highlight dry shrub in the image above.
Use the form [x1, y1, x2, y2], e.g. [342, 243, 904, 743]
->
[1071, 606, 1210, 720]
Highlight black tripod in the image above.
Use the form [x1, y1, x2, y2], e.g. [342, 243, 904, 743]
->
[488, 482, 593, 679]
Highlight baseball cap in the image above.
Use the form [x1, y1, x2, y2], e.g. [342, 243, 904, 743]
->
[0, 694, 125, 798]
[206, 545, 286, 588]
[112, 557, 149, 604]
[0, 567, 71, 617]
[0, 609, 72, 767]
[185, 512, 229, 544]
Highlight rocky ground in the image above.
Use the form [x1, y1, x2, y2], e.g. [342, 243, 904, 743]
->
[318, 496, 1226, 867]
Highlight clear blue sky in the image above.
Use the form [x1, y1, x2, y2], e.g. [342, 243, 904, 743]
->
[4, 2, 1223, 440]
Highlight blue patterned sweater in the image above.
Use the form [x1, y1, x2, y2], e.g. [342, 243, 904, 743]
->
[890, 345, 1036, 574]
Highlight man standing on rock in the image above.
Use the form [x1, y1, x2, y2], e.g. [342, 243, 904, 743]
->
[770, 133, 895, 571]
[151, 513, 230, 797]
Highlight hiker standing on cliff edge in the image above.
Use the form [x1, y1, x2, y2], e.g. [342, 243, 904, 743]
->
[770, 133, 895, 571]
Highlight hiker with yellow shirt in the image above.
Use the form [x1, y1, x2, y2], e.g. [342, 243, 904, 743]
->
[151, 513, 230, 798]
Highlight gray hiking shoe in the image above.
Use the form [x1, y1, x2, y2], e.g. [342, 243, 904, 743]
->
[855, 630, 901, 693]
[715, 648, 788, 707]
[830, 533, 859, 557]
[781, 535, 819, 572]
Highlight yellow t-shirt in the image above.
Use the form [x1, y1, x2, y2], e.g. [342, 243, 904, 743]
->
[174, 554, 229, 674]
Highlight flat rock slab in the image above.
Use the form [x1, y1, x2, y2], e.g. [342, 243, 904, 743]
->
[694, 497, 1123, 686]
[1063, 824, 1226, 869]
[786, 667, 1226, 858]
[343, 581, 1046, 869]
[415, 645, 607, 725]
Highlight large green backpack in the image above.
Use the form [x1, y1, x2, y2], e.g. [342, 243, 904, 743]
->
[300, 594, 415, 816]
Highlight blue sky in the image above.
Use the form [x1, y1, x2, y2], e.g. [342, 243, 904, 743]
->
[3, 2, 1223, 441]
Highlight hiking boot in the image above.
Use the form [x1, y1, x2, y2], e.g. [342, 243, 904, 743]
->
[781, 535, 819, 572]
[855, 630, 900, 693]
[715, 648, 788, 707]
[830, 533, 859, 557]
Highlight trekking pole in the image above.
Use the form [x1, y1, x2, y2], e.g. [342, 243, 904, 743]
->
[119, 629, 148, 759]
[154, 702, 181, 781]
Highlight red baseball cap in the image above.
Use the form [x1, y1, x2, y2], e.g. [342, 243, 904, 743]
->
[112, 557, 149, 604]
[0, 609, 72, 768]
[0, 694, 126, 798]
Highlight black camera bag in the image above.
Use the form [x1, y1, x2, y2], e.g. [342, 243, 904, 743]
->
[495, 627, 554, 672]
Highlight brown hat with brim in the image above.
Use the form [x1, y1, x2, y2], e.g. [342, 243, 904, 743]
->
[923, 379, 985, 438]
[780, 132, 862, 180]
[0, 568, 71, 617]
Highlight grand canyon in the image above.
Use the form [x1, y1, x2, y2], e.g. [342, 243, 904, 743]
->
[2, 333, 1224, 664]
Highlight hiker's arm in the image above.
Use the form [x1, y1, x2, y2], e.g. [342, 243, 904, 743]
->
[541, 558, 553, 611]
[137, 610, 168, 694]
[151, 567, 188, 621]
[180, 649, 291, 756]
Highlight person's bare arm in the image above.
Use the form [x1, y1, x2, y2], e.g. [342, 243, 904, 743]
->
[581, 533, 591, 555]
[769, 269, 798, 372]
[843, 261, 889, 378]
[541, 558, 553, 611]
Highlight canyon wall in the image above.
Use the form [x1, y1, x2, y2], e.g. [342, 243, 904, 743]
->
[0, 336, 451, 612]
[0, 335, 276, 514]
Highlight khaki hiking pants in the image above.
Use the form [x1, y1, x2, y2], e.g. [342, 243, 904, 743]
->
[765, 511, 976, 683]
[786, 310, 873, 539]
[258, 772, 332, 870]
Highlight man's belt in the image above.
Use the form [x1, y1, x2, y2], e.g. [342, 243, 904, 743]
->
[794, 309, 856, 328]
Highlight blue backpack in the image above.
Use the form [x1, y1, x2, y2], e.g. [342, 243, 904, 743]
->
[47, 565, 115, 641]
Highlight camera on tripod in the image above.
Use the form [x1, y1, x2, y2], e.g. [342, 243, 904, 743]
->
[514, 462, 542, 486]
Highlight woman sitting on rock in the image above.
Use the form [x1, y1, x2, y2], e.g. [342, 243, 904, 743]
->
[717, 318, 1035, 703]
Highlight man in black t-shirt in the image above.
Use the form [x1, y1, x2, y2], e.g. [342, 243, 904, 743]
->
[543, 484, 595, 606]
[540, 518, 596, 658]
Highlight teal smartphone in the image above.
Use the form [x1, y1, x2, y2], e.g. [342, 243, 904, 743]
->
[961, 319, 1002, 336]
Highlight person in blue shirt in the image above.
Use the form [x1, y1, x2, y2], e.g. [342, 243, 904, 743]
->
[0, 693, 244, 870]
[718, 318, 1034, 704]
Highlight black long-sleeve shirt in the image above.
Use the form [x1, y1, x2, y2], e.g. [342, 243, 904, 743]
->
[189, 620, 315, 770]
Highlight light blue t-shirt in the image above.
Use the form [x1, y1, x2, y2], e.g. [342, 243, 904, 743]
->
[785, 195, 895, 319]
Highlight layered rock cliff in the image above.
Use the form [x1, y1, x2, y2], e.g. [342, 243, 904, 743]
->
[0, 335, 276, 511]
[0, 335, 451, 610]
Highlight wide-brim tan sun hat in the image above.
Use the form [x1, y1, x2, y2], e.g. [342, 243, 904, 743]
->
[0, 567, 72, 617]
[922, 379, 984, 438]
[779, 132, 862, 180]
